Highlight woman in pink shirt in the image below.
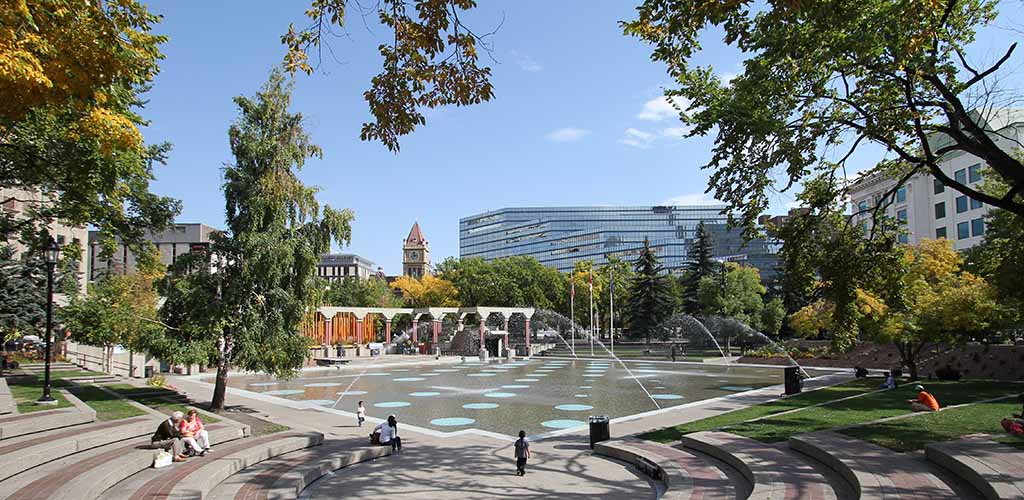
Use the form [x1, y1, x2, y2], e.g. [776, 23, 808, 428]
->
[179, 409, 212, 455]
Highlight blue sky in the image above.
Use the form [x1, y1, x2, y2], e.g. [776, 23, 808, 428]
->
[140, 1, 1022, 274]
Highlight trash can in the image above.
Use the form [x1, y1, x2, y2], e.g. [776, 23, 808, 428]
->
[784, 366, 803, 395]
[588, 415, 610, 449]
[144, 365, 154, 378]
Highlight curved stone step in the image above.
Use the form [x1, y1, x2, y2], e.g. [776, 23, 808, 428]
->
[0, 378, 15, 415]
[925, 435, 1024, 500]
[207, 437, 391, 500]
[790, 431, 960, 499]
[0, 416, 159, 482]
[594, 438, 736, 500]
[2, 424, 246, 500]
[100, 432, 323, 500]
[681, 431, 838, 500]
[0, 390, 95, 440]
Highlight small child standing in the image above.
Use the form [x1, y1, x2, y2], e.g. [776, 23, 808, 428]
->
[514, 430, 530, 476]
[357, 401, 366, 427]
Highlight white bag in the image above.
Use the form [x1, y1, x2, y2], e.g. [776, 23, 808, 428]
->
[153, 450, 173, 469]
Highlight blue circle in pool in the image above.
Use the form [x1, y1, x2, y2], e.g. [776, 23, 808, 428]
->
[409, 391, 441, 397]
[248, 382, 278, 387]
[652, 394, 684, 400]
[467, 373, 496, 377]
[721, 386, 755, 392]
[555, 404, 594, 411]
[302, 399, 335, 406]
[575, 394, 589, 398]
[304, 382, 342, 388]
[516, 378, 539, 382]
[542, 419, 586, 429]
[501, 384, 530, 389]
[264, 389, 304, 396]
[431, 417, 475, 426]
[527, 373, 549, 377]
[580, 385, 592, 389]
[336, 390, 367, 396]
[374, 401, 411, 408]
[393, 377, 425, 382]
[433, 369, 459, 373]
[483, 392, 517, 398]
[463, 402, 499, 410]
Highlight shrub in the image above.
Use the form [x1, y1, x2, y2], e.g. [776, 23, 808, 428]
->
[147, 374, 167, 388]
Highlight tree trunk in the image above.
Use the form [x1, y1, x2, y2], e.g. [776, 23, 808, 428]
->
[210, 329, 230, 412]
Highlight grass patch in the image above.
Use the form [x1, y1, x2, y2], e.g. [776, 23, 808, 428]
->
[68, 385, 146, 421]
[643, 379, 1024, 444]
[6, 376, 72, 413]
[842, 400, 1023, 451]
[46, 370, 107, 380]
[104, 383, 220, 424]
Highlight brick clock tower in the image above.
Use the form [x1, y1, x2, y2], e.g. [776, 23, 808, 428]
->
[402, 222, 431, 278]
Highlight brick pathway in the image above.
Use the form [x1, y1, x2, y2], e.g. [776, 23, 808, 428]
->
[626, 440, 736, 500]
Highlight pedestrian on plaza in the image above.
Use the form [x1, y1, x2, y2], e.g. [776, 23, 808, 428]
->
[514, 430, 530, 476]
[357, 401, 366, 427]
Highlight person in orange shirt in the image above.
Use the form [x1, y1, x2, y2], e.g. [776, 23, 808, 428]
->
[908, 384, 940, 412]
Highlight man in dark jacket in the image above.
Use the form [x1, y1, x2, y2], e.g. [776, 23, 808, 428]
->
[152, 411, 187, 462]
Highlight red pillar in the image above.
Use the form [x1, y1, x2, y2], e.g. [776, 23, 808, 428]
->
[433, 320, 440, 345]
[412, 320, 419, 344]
[356, 319, 364, 345]
[525, 318, 531, 354]
[503, 317, 509, 354]
[385, 319, 392, 345]
[324, 320, 332, 346]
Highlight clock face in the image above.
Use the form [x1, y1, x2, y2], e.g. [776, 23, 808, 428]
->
[409, 251, 419, 260]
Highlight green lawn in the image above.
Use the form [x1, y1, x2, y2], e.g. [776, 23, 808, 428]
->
[68, 385, 147, 421]
[6, 377, 73, 413]
[46, 370, 108, 379]
[842, 400, 1024, 451]
[643, 379, 1024, 445]
[105, 384, 220, 423]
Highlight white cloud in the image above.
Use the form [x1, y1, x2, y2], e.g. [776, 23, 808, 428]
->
[660, 126, 691, 139]
[637, 96, 691, 121]
[784, 200, 805, 210]
[659, 193, 720, 205]
[510, 50, 542, 72]
[718, 72, 738, 84]
[545, 127, 590, 143]
[619, 128, 656, 149]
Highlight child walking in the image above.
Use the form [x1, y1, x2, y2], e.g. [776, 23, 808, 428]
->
[357, 401, 366, 427]
[514, 430, 530, 476]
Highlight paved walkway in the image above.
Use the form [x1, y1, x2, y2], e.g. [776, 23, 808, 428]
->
[166, 360, 851, 499]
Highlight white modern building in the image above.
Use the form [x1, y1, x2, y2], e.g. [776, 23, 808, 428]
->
[318, 253, 380, 281]
[87, 223, 219, 280]
[848, 110, 1024, 250]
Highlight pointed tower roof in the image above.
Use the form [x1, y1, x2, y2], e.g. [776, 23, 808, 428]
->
[405, 221, 427, 245]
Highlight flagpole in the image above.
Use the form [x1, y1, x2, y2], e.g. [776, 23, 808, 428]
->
[589, 269, 594, 357]
[609, 268, 614, 355]
[570, 274, 575, 356]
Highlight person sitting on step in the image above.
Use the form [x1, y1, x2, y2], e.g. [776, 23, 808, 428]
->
[151, 411, 188, 462]
[908, 384, 940, 412]
[179, 409, 212, 456]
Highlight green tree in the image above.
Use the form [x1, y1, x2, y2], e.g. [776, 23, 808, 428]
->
[325, 277, 401, 308]
[964, 165, 1024, 326]
[623, 0, 1024, 233]
[390, 275, 460, 307]
[0, 245, 47, 342]
[623, 240, 674, 343]
[697, 262, 781, 335]
[680, 222, 716, 315]
[154, 70, 353, 412]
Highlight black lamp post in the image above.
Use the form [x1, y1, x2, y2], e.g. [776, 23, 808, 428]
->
[37, 236, 60, 405]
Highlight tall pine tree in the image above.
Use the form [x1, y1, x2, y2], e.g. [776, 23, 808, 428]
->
[0, 245, 47, 343]
[680, 222, 717, 315]
[153, 70, 353, 411]
[623, 239, 674, 344]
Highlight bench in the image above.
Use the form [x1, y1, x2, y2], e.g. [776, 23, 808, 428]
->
[681, 431, 837, 500]
[925, 435, 1024, 500]
[313, 358, 350, 367]
[790, 431, 959, 499]
[594, 438, 736, 500]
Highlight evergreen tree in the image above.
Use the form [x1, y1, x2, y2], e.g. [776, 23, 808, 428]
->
[0, 245, 47, 343]
[680, 222, 717, 315]
[623, 240, 674, 344]
[153, 70, 353, 411]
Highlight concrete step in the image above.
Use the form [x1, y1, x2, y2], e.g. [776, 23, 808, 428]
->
[925, 435, 1024, 500]
[207, 437, 391, 500]
[0, 389, 96, 440]
[20, 363, 80, 372]
[64, 375, 121, 384]
[99, 432, 323, 500]
[0, 415, 160, 482]
[0, 424, 248, 500]
[595, 438, 739, 500]
[0, 378, 14, 415]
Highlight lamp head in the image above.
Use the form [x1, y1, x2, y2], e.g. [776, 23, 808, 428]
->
[44, 237, 60, 266]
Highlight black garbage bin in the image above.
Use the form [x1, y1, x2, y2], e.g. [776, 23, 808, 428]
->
[784, 366, 803, 395]
[144, 365, 154, 378]
[588, 415, 610, 449]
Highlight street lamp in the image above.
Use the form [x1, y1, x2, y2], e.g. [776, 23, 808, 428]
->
[37, 236, 60, 405]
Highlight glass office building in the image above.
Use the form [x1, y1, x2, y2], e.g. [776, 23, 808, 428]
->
[459, 206, 780, 280]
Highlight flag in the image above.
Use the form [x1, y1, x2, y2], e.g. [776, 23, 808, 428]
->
[571, 275, 575, 298]
[589, 269, 593, 292]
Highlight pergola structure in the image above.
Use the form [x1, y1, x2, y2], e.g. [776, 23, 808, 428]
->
[315, 306, 536, 351]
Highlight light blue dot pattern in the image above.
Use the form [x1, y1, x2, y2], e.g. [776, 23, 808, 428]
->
[516, 378, 539, 382]
[575, 394, 589, 398]
[336, 390, 367, 396]
[302, 399, 335, 406]
[484, 392, 517, 398]
[374, 401, 411, 408]
[721, 386, 755, 392]
[501, 384, 530, 389]
[264, 389, 304, 396]
[409, 392, 441, 397]
[394, 377, 426, 382]
[463, 403, 499, 410]
[431, 417, 475, 426]
[555, 404, 594, 411]
[652, 394, 684, 400]
[542, 419, 586, 429]
[304, 382, 342, 388]
[248, 382, 278, 387]
[467, 373, 496, 377]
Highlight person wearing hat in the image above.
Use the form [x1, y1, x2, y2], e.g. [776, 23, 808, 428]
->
[908, 384, 940, 412]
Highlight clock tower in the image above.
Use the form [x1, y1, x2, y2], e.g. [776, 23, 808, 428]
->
[402, 221, 431, 278]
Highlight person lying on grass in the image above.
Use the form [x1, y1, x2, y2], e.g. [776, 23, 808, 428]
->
[907, 384, 940, 412]
[1000, 394, 1024, 435]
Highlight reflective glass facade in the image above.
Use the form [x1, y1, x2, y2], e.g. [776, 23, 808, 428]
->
[460, 206, 781, 279]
